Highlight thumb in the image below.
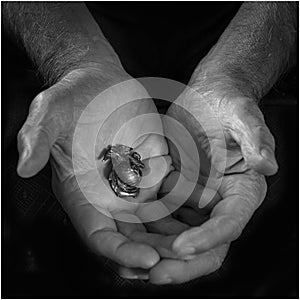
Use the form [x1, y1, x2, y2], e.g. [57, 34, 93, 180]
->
[17, 94, 60, 178]
[222, 97, 278, 176]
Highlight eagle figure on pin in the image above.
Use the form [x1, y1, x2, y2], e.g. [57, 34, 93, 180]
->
[103, 144, 144, 198]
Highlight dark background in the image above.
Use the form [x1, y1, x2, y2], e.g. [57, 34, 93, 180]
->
[2, 2, 299, 298]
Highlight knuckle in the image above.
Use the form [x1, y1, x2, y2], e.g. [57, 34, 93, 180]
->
[26, 92, 52, 126]
[17, 122, 34, 142]
[25, 87, 70, 138]
[17, 127, 26, 139]
[30, 85, 70, 121]
[30, 91, 51, 111]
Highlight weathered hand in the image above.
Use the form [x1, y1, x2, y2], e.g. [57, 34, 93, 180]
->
[148, 82, 276, 283]
[119, 80, 276, 284]
[16, 62, 173, 269]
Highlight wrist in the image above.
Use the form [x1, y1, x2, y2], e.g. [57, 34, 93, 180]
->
[189, 59, 262, 102]
[7, 2, 124, 86]
[39, 39, 123, 86]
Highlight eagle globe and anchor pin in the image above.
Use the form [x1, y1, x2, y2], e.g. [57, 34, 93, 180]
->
[103, 144, 145, 198]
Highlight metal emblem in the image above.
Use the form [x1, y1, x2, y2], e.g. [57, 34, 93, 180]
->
[103, 144, 144, 198]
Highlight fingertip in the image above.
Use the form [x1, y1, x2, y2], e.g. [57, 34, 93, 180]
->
[16, 129, 51, 178]
[17, 147, 50, 178]
[118, 266, 150, 280]
[17, 163, 32, 178]
[251, 160, 278, 176]
[149, 259, 189, 285]
[246, 151, 278, 176]
[149, 262, 173, 285]
[150, 275, 173, 285]
[171, 233, 185, 253]
[139, 244, 160, 268]
[17, 148, 31, 178]
[260, 148, 279, 175]
[229, 101, 278, 176]
[120, 242, 160, 269]
[171, 226, 198, 251]
[171, 239, 196, 259]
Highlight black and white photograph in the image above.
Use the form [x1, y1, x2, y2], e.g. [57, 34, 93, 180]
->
[2, 1, 298, 298]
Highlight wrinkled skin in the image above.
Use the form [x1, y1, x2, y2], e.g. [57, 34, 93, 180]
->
[17, 61, 278, 284]
[17, 63, 176, 270]
[118, 83, 277, 284]
[8, 0, 292, 285]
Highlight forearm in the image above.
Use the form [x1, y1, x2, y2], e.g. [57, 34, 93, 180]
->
[190, 2, 297, 100]
[3, 2, 122, 85]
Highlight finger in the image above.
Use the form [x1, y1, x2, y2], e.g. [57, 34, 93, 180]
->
[17, 125, 52, 177]
[116, 214, 191, 278]
[133, 133, 169, 159]
[149, 244, 229, 285]
[116, 212, 190, 259]
[67, 201, 160, 269]
[90, 230, 160, 269]
[172, 173, 266, 256]
[139, 155, 173, 190]
[172, 207, 209, 226]
[116, 216, 190, 281]
[145, 215, 190, 235]
[159, 170, 221, 212]
[116, 215, 147, 236]
[17, 93, 61, 177]
[116, 218, 178, 259]
[222, 97, 278, 176]
[102, 259, 149, 280]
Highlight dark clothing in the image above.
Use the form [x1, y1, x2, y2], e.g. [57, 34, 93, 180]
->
[2, 2, 298, 298]
[87, 2, 242, 83]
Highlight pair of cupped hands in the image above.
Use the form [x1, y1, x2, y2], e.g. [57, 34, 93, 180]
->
[17, 62, 278, 284]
